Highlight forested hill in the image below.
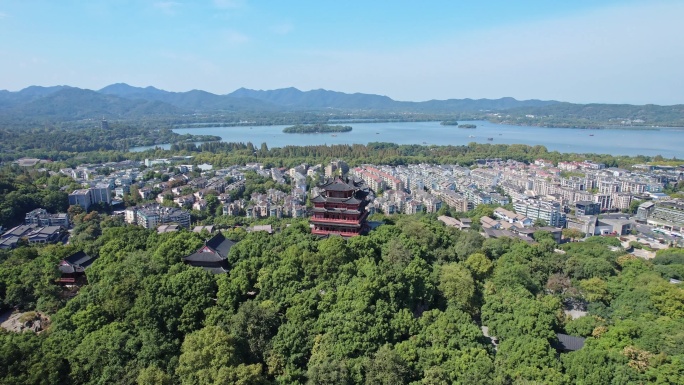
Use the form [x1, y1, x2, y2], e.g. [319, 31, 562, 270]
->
[99, 83, 279, 112]
[491, 102, 684, 128]
[0, 87, 187, 124]
[1, 215, 682, 384]
[228, 87, 398, 109]
[227, 87, 557, 111]
[0, 84, 557, 124]
[2, 83, 684, 126]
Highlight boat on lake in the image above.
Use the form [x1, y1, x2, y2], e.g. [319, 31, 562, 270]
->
[487, 137, 494, 141]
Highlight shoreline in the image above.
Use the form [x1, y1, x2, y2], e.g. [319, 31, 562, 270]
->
[171, 119, 682, 131]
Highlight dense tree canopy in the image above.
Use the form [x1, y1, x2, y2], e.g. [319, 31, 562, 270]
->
[0, 214, 682, 384]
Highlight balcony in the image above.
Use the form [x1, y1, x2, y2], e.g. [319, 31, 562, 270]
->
[311, 229, 360, 237]
[310, 217, 362, 226]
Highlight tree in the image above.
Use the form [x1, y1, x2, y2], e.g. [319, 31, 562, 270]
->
[70, 322, 138, 384]
[464, 253, 493, 279]
[68, 204, 84, 220]
[365, 344, 409, 385]
[205, 194, 220, 216]
[627, 199, 642, 214]
[482, 286, 560, 340]
[230, 300, 281, 363]
[562, 228, 584, 241]
[127, 184, 142, 205]
[438, 263, 475, 312]
[533, 230, 554, 242]
[176, 325, 265, 385]
[137, 366, 172, 385]
[579, 277, 611, 303]
[494, 336, 563, 384]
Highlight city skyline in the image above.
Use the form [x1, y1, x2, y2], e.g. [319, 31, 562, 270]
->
[1, 0, 683, 105]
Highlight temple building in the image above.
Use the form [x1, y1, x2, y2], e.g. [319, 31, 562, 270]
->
[310, 177, 371, 237]
[183, 232, 234, 274]
[57, 251, 93, 285]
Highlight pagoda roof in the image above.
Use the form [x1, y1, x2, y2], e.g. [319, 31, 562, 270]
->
[205, 232, 234, 257]
[204, 266, 229, 274]
[184, 251, 226, 263]
[311, 195, 327, 203]
[319, 178, 356, 192]
[59, 251, 93, 274]
[552, 333, 585, 352]
[317, 196, 363, 204]
[64, 251, 93, 268]
[342, 196, 361, 204]
[311, 220, 361, 228]
[58, 264, 82, 274]
[183, 233, 235, 263]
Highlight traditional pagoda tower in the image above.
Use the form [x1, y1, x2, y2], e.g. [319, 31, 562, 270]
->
[310, 177, 370, 237]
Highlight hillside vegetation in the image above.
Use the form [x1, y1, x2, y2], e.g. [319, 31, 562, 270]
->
[1, 214, 682, 384]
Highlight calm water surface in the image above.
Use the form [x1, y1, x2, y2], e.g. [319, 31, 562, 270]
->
[134, 121, 684, 158]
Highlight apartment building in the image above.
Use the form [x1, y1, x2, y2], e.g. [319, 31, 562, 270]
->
[514, 199, 566, 227]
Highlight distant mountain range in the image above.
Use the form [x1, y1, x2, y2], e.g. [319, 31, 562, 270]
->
[0, 83, 682, 127]
[0, 83, 558, 123]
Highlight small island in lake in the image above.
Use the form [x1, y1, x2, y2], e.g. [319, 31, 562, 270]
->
[283, 123, 353, 134]
[440, 121, 459, 126]
[458, 124, 477, 129]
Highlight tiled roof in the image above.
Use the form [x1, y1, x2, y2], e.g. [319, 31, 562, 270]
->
[553, 333, 586, 352]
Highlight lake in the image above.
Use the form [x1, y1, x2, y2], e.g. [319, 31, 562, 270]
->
[133, 121, 684, 158]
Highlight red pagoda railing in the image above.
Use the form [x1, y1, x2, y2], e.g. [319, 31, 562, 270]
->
[310, 217, 362, 225]
[311, 229, 360, 236]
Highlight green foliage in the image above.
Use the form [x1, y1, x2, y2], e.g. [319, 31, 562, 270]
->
[176, 325, 265, 385]
[364, 344, 410, 385]
[0, 214, 682, 384]
[653, 248, 684, 265]
[494, 336, 563, 384]
[0, 245, 64, 311]
[564, 315, 605, 338]
[0, 168, 69, 227]
[438, 263, 475, 313]
[0, 123, 220, 160]
[488, 102, 684, 128]
[137, 365, 172, 385]
[562, 227, 584, 240]
[482, 286, 561, 340]
[283, 124, 352, 134]
[464, 253, 493, 279]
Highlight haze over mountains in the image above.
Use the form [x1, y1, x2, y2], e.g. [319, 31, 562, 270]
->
[0, 83, 557, 121]
[0, 83, 683, 127]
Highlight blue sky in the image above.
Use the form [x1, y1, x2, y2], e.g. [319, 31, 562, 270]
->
[1, 0, 682, 104]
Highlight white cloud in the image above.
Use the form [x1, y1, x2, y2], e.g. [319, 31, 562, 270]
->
[0, 12, 8, 19]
